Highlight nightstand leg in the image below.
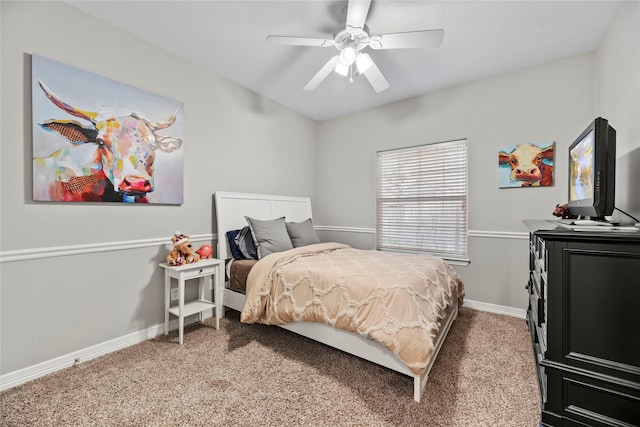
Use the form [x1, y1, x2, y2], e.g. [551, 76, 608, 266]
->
[215, 265, 221, 330]
[178, 278, 185, 345]
[198, 276, 205, 323]
[164, 274, 170, 336]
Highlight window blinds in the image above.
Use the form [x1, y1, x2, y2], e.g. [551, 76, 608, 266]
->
[376, 139, 468, 261]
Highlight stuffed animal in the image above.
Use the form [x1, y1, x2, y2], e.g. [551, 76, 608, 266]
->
[552, 203, 577, 219]
[195, 244, 213, 259]
[166, 232, 200, 266]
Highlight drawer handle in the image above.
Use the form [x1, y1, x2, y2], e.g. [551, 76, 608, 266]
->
[199, 269, 203, 274]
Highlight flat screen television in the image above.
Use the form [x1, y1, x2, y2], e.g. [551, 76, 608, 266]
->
[567, 117, 616, 220]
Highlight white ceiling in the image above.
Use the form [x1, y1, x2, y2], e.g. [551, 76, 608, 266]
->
[64, 1, 620, 122]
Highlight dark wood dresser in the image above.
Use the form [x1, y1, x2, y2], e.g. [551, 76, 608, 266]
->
[524, 220, 640, 426]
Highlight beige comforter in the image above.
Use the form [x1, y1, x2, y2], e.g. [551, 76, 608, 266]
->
[240, 242, 464, 375]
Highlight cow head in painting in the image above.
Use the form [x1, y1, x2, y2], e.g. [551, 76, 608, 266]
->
[35, 80, 182, 203]
[499, 143, 554, 187]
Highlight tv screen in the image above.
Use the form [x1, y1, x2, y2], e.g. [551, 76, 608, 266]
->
[567, 117, 616, 220]
[569, 129, 595, 202]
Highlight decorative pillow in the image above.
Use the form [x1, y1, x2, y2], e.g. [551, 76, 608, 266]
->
[286, 218, 320, 247]
[235, 226, 258, 260]
[225, 229, 246, 260]
[245, 216, 293, 259]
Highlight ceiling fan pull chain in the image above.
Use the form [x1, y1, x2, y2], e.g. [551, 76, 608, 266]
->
[349, 64, 354, 83]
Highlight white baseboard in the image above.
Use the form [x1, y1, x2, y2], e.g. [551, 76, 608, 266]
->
[464, 299, 526, 319]
[0, 316, 201, 392]
[1, 300, 523, 392]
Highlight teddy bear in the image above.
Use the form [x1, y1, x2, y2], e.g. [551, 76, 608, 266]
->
[166, 232, 200, 266]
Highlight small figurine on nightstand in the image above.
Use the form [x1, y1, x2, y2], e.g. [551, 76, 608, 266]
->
[166, 231, 200, 266]
[195, 244, 213, 259]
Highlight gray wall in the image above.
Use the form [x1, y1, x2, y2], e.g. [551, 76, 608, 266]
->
[315, 54, 595, 308]
[0, 1, 316, 374]
[595, 1, 640, 222]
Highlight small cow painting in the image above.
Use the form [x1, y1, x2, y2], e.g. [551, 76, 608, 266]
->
[32, 55, 184, 204]
[498, 142, 554, 188]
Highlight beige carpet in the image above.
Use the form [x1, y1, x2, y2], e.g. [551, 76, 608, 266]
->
[1, 307, 540, 426]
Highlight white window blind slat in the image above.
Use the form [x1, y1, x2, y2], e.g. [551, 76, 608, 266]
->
[376, 139, 468, 261]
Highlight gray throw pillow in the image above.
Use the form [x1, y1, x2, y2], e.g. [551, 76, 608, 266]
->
[245, 216, 293, 259]
[286, 218, 320, 247]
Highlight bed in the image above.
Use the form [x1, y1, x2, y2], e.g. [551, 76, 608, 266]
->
[214, 191, 463, 402]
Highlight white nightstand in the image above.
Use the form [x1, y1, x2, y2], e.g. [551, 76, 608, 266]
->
[159, 258, 224, 344]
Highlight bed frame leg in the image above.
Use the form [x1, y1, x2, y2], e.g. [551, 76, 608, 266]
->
[414, 373, 428, 403]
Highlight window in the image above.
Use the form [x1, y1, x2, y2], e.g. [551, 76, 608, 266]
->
[376, 139, 468, 262]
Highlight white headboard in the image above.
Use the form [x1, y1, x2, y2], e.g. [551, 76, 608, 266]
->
[214, 191, 313, 260]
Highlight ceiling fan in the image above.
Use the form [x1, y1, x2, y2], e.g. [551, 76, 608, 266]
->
[266, 0, 444, 93]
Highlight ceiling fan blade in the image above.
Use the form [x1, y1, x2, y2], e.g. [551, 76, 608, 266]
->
[370, 29, 444, 50]
[304, 56, 340, 91]
[266, 35, 335, 47]
[360, 54, 389, 93]
[346, 0, 371, 30]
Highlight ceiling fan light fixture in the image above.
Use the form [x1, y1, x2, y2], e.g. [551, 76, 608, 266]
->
[356, 54, 373, 73]
[339, 46, 356, 65]
[334, 62, 349, 76]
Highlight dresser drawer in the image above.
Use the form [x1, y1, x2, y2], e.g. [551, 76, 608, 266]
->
[562, 376, 640, 426]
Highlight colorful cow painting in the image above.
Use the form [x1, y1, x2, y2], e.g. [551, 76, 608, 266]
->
[498, 142, 554, 188]
[32, 55, 184, 204]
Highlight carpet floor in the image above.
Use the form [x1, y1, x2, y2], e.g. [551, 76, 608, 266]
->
[1, 307, 540, 426]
